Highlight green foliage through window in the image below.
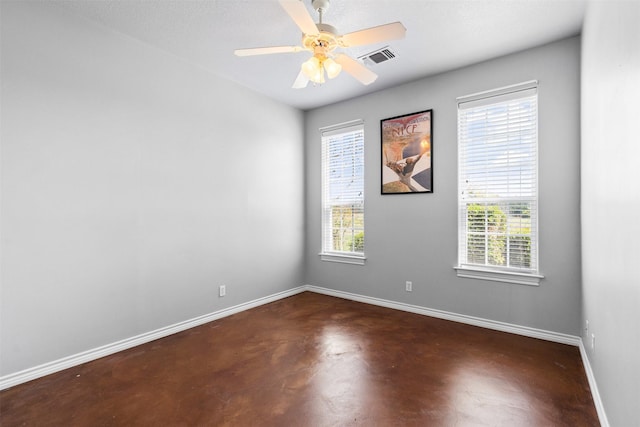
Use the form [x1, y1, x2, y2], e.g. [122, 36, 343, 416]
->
[331, 206, 364, 253]
[466, 203, 531, 269]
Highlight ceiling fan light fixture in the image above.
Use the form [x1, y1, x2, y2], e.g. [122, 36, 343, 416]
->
[301, 56, 325, 84]
[315, 70, 326, 84]
[301, 56, 320, 79]
[323, 57, 342, 79]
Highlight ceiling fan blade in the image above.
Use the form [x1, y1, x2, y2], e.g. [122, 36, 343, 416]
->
[234, 45, 303, 57]
[292, 70, 309, 89]
[279, 0, 319, 36]
[340, 22, 406, 47]
[334, 54, 378, 85]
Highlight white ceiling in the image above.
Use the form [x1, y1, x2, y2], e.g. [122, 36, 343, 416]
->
[55, 0, 586, 110]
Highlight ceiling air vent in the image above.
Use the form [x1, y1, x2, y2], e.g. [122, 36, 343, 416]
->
[358, 46, 397, 67]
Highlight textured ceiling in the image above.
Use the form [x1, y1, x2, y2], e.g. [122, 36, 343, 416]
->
[56, 0, 586, 110]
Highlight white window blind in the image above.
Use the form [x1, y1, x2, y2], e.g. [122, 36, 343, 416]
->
[457, 82, 539, 277]
[321, 121, 365, 261]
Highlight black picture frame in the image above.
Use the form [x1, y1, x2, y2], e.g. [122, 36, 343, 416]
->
[381, 109, 433, 194]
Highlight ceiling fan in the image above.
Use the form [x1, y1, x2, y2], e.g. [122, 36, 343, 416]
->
[234, 0, 406, 88]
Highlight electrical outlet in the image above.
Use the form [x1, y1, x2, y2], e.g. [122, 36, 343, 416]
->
[405, 281, 412, 292]
[591, 333, 595, 351]
[585, 320, 589, 335]
[219, 285, 226, 297]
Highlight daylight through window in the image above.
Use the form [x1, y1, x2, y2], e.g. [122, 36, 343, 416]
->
[321, 121, 365, 264]
[457, 82, 539, 280]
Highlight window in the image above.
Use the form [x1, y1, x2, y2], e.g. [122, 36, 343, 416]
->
[456, 81, 542, 285]
[320, 120, 365, 265]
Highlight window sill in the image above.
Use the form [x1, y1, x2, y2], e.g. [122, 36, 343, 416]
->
[454, 266, 543, 286]
[320, 252, 366, 265]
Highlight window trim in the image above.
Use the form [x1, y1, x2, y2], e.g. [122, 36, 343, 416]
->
[320, 252, 366, 265]
[319, 119, 365, 265]
[454, 265, 543, 286]
[456, 81, 543, 285]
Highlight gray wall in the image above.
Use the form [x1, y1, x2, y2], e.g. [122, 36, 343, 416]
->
[305, 37, 582, 336]
[581, 2, 640, 425]
[0, 1, 305, 376]
[3, 2, 638, 422]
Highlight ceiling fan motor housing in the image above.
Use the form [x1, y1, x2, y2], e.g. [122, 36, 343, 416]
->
[302, 23, 339, 54]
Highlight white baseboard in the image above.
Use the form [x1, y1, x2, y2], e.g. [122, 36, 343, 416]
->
[0, 283, 608, 427]
[578, 340, 610, 427]
[305, 285, 581, 346]
[0, 286, 306, 391]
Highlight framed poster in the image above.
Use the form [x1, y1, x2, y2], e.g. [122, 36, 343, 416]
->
[381, 109, 433, 194]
